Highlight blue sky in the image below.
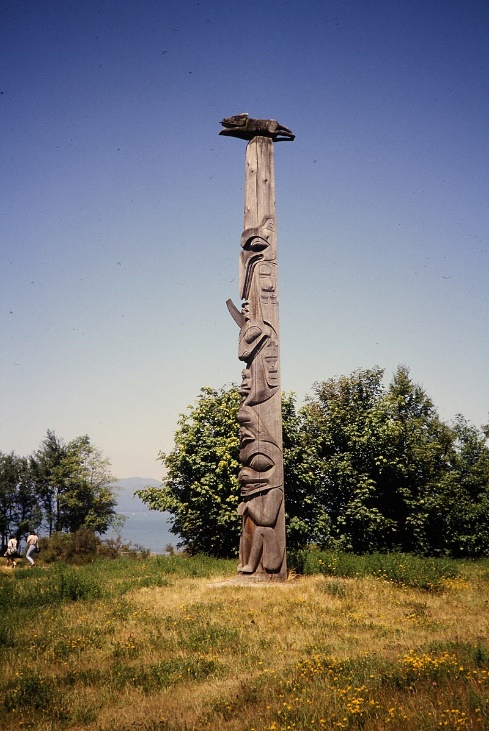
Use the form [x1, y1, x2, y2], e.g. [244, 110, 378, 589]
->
[1, 0, 488, 479]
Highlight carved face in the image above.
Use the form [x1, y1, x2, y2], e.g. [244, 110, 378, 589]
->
[238, 317, 271, 363]
[238, 406, 272, 445]
[238, 340, 279, 406]
[240, 237, 269, 301]
[237, 407, 283, 496]
[238, 439, 283, 496]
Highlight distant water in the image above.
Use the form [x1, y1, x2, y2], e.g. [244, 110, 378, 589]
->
[107, 511, 179, 554]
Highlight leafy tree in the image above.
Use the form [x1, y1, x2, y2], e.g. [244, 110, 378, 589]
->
[298, 366, 459, 553]
[0, 452, 20, 544]
[137, 386, 242, 557]
[137, 386, 303, 557]
[0, 452, 41, 545]
[281, 390, 331, 550]
[31, 431, 118, 535]
[56, 436, 118, 534]
[423, 415, 489, 557]
[30, 430, 67, 535]
[376, 366, 454, 553]
[12, 457, 41, 538]
[138, 369, 489, 559]
[298, 367, 391, 552]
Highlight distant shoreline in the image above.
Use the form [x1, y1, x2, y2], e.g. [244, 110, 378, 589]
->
[108, 509, 178, 554]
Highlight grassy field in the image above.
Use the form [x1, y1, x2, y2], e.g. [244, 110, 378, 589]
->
[1, 552, 488, 731]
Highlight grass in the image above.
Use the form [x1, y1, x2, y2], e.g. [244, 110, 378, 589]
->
[291, 548, 460, 591]
[1, 552, 488, 730]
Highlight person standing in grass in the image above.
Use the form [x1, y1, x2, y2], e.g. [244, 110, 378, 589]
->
[4, 535, 18, 568]
[25, 531, 39, 567]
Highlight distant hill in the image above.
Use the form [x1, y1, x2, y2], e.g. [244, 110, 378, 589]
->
[111, 477, 162, 513]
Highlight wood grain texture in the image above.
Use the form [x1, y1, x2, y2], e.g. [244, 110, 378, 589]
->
[234, 136, 286, 581]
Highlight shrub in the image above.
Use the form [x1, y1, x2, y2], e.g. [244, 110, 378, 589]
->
[40, 529, 97, 564]
[40, 528, 148, 564]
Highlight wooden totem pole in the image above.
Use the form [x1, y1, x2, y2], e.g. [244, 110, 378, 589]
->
[220, 114, 295, 581]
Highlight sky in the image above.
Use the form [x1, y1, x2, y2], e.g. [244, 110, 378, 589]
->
[1, 0, 488, 480]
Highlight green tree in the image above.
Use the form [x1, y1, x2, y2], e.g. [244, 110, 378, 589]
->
[376, 366, 454, 553]
[0, 452, 19, 544]
[281, 390, 330, 550]
[303, 368, 395, 551]
[297, 367, 393, 552]
[137, 386, 304, 557]
[31, 431, 118, 535]
[423, 415, 489, 557]
[0, 452, 41, 544]
[57, 436, 118, 534]
[30, 430, 67, 535]
[298, 366, 457, 553]
[137, 386, 242, 557]
[139, 371, 489, 559]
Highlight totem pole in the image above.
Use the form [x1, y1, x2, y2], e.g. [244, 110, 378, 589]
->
[220, 113, 295, 581]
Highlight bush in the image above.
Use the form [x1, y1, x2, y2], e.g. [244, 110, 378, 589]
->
[40, 528, 149, 564]
[40, 529, 98, 564]
[99, 534, 150, 559]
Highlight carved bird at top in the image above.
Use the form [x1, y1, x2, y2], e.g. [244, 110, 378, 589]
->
[220, 113, 295, 141]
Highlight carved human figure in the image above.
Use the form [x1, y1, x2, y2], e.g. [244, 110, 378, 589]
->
[238, 489, 285, 573]
[238, 307, 279, 407]
[229, 217, 285, 576]
[236, 405, 285, 574]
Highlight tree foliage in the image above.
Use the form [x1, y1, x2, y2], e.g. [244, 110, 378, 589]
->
[295, 366, 456, 553]
[423, 415, 489, 557]
[137, 386, 302, 557]
[51, 435, 118, 534]
[138, 367, 489, 558]
[137, 386, 242, 557]
[1, 431, 118, 545]
[0, 452, 41, 545]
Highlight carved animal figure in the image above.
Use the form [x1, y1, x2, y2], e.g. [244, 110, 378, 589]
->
[220, 113, 295, 141]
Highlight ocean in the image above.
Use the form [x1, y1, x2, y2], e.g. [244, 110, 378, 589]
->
[107, 478, 181, 554]
[107, 510, 178, 554]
